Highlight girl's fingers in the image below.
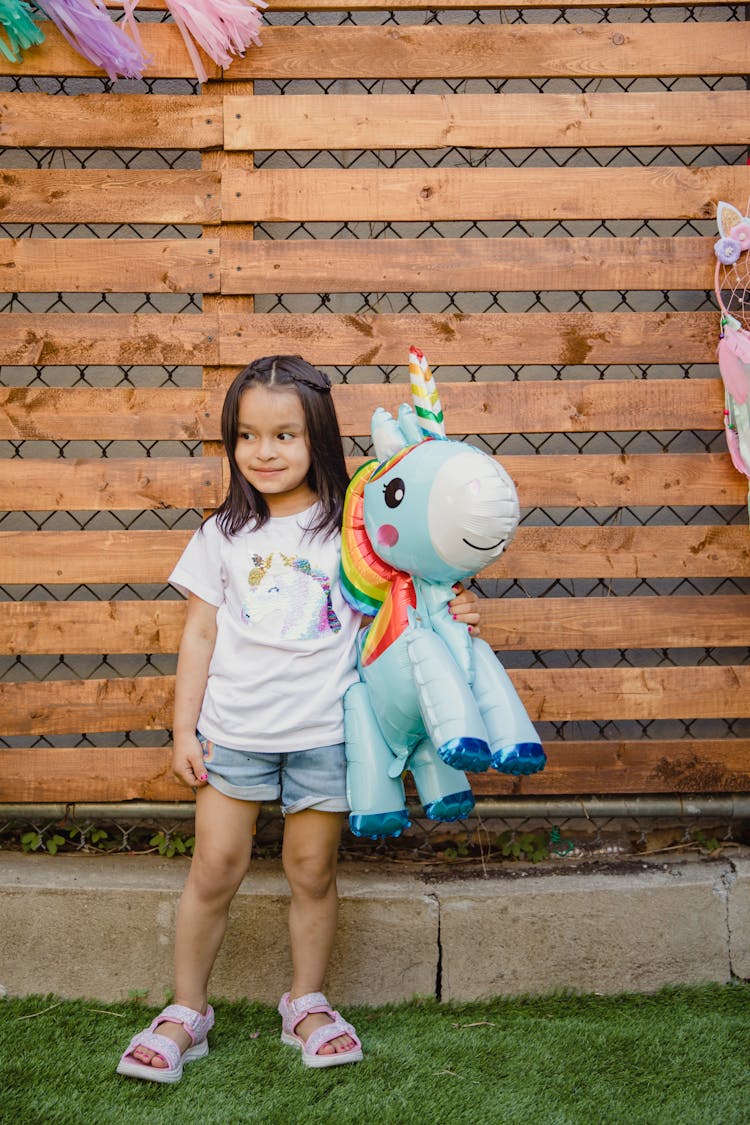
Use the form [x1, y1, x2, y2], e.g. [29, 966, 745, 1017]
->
[189, 757, 209, 786]
[173, 755, 208, 788]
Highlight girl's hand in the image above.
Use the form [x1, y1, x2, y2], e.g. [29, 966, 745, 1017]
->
[449, 583, 482, 635]
[172, 731, 209, 790]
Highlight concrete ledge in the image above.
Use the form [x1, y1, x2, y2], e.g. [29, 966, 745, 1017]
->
[1, 851, 747, 1004]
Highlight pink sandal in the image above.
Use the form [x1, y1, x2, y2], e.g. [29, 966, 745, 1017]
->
[116, 1002, 215, 1084]
[278, 991, 363, 1068]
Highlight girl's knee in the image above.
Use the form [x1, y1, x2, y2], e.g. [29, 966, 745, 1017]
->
[283, 850, 337, 900]
[189, 842, 251, 897]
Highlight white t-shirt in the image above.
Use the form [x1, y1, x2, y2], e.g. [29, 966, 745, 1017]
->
[169, 507, 361, 754]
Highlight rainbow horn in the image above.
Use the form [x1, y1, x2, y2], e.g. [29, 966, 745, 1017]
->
[409, 345, 446, 438]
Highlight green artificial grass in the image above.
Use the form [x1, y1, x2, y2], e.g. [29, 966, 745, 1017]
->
[2, 986, 749, 1125]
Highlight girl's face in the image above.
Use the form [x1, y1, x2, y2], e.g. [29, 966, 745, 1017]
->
[235, 384, 316, 516]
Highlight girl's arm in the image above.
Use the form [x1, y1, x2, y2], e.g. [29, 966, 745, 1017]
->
[172, 592, 218, 789]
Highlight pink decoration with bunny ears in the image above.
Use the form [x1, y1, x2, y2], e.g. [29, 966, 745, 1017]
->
[714, 200, 750, 499]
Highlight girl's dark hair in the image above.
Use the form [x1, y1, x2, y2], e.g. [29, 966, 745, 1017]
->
[211, 355, 350, 540]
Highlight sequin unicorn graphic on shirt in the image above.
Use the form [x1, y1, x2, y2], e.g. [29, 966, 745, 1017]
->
[241, 552, 341, 639]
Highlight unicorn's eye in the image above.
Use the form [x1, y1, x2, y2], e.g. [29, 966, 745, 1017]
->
[384, 477, 405, 508]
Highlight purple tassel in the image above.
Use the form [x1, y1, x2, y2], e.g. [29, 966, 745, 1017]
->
[36, 0, 148, 80]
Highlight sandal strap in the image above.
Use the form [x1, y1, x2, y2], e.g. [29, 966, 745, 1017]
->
[284, 991, 332, 1026]
[304, 1014, 361, 1057]
[151, 1002, 214, 1044]
[125, 1028, 182, 1071]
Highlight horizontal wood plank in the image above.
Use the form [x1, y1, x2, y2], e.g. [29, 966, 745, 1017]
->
[500, 453, 745, 508]
[482, 595, 750, 651]
[1, 665, 747, 735]
[0, 525, 746, 586]
[226, 91, 750, 150]
[0, 93, 223, 150]
[224, 308, 719, 364]
[1, 168, 736, 228]
[226, 311, 720, 367]
[0, 746, 185, 803]
[12, 90, 745, 154]
[0, 308, 720, 368]
[108, 0, 740, 11]
[2, 595, 746, 655]
[0, 314, 218, 365]
[0, 22, 220, 79]
[0, 676, 176, 735]
[0, 171, 220, 224]
[223, 167, 748, 222]
[1, 454, 743, 511]
[466, 738, 750, 797]
[0, 601, 187, 655]
[3, 737, 749, 803]
[228, 25, 749, 80]
[9, 23, 744, 81]
[0, 530, 194, 584]
[483, 525, 750, 580]
[1, 458, 224, 512]
[0, 375, 724, 441]
[0, 240, 220, 294]
[224, 237, 715, 293]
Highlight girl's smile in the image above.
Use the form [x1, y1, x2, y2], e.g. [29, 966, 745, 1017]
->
[235, 384, 317, 516]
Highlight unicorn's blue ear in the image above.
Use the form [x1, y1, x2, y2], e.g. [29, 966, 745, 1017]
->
[409, 346, 447, 438]
[397, 403, 425, 445]
[372, 407, 408, 461]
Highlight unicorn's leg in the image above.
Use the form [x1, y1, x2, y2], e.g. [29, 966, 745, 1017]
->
[409, 738, 475, 822]
[344, 682, 410, 839]
[471, 638, 546, 775]
[405, 628, 491, 772]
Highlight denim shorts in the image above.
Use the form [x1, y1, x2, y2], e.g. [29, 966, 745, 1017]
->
[197, 732, 349, 815]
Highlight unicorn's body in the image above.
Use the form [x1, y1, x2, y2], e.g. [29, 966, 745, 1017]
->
[340, 348, 545, 839]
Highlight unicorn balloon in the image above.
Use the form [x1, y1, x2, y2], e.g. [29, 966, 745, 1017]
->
[714, 200, 750, 507]
[340, 347, 546, 839]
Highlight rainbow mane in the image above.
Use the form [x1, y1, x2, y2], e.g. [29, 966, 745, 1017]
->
[340, 460, 395, 615]
[340, 457, 418, 664]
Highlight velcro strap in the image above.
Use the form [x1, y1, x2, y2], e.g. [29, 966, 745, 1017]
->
[127, 1029, 182, 1070]
[155, 1004, 202, 1041]
[287, 991, 330, 1022]
[305, 1016, 360, 1057]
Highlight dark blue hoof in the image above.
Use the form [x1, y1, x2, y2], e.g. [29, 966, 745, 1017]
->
[492, 742, 547, 776]
[349, 810, 411, 839]
[424, 789, 475, 822]
[438, 737, 491, 772]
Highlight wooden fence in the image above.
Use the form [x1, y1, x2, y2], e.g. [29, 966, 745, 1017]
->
[0, 0, 749, 807]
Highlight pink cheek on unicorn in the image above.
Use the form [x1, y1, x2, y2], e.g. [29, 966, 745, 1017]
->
[377, 524, 399, 547]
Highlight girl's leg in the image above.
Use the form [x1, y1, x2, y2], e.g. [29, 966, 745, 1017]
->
[281, 809, 356, 1056]
[132, 784, 259, 1068]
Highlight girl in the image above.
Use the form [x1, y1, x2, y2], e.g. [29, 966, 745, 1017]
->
[116, 355, 481, 1081]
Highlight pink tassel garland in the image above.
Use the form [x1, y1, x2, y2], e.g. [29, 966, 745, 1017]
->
[165, 0, 266, 85]
[718, 330, 750, 405]
[37, 0, 148, 80]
